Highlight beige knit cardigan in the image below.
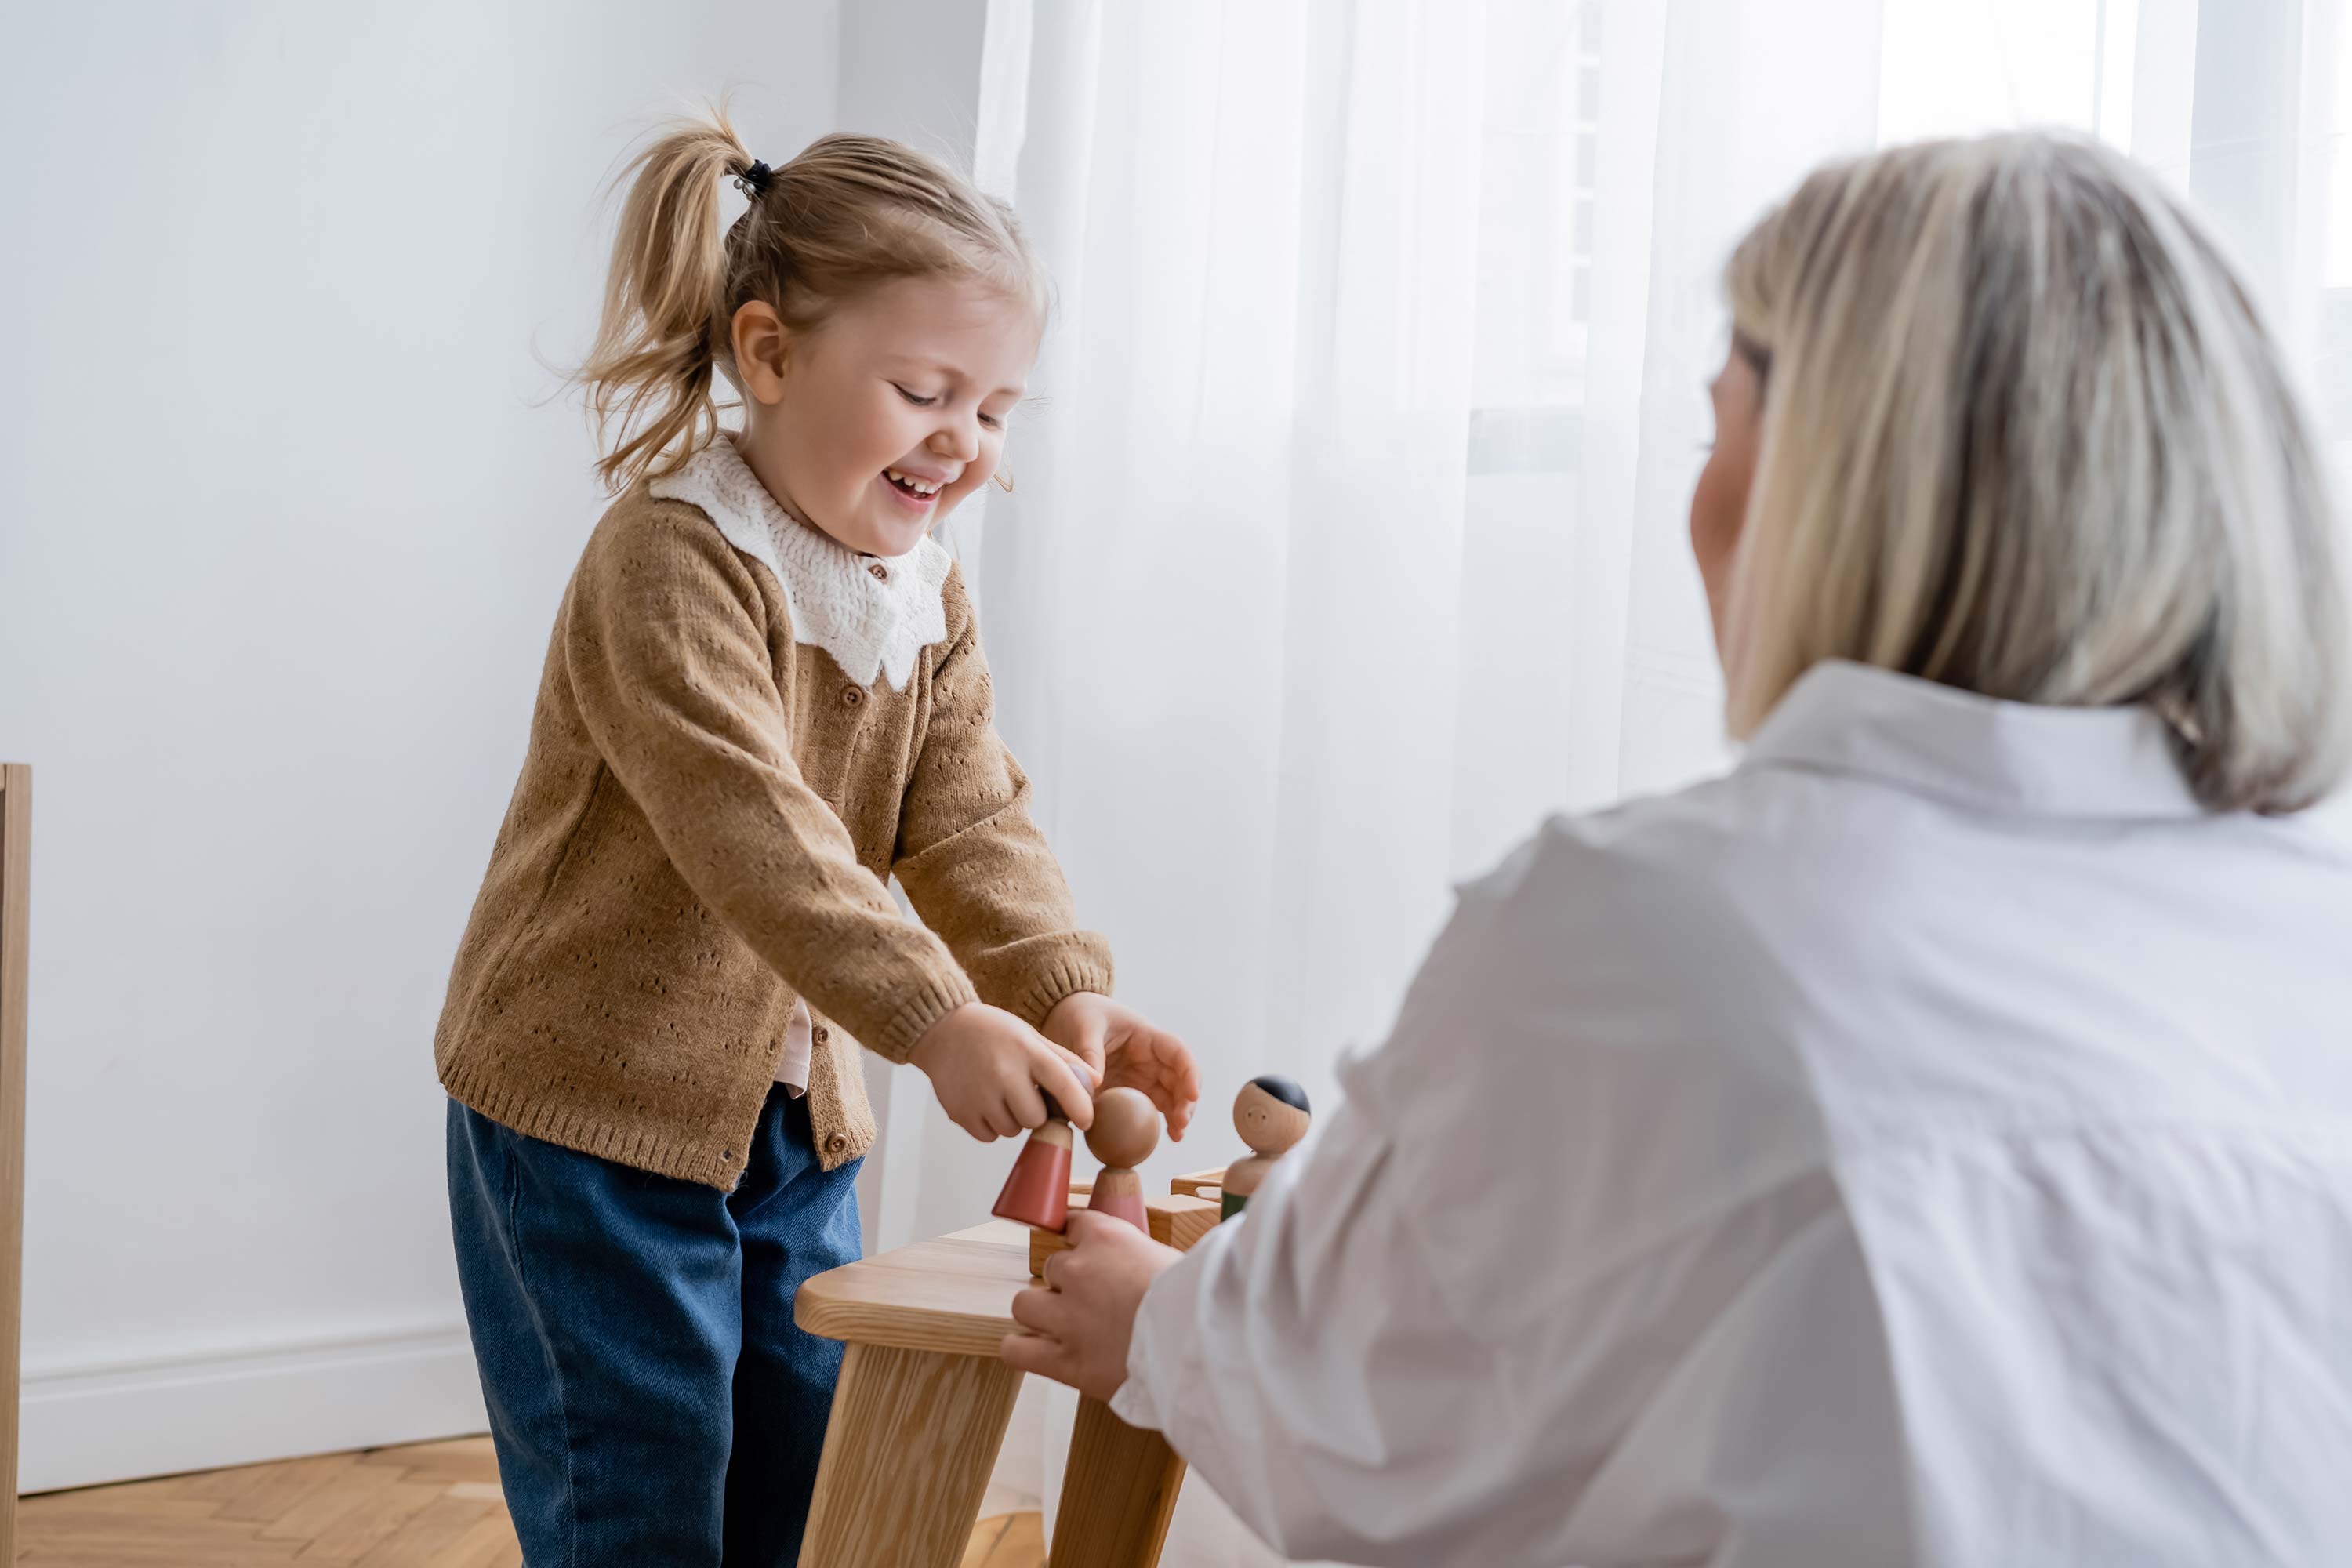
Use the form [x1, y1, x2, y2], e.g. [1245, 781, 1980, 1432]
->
[434, 474, 1112, 1189]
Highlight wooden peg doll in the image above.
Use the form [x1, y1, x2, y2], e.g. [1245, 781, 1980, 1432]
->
[1221, 1075, 1311, 1220]
[991, 1094, 1074, 1231]
[1083, 1087, 1160, 1232]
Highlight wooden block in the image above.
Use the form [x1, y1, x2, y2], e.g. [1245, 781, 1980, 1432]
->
[1170, 1167, 1227, 1198]
[1029, 1195, 1087, 1277]
[1154, 1194, 1219, 1253]
[1029, 1195, 1221, 1277]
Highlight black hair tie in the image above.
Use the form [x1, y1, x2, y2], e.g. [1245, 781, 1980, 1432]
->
[734, 159, 774, 199]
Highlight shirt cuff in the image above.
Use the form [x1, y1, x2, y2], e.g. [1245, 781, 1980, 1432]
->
[1110, 1298, 1167, 1439]
[1107, 1231, 1211, 1432]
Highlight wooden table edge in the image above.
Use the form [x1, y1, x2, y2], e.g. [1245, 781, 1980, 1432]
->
[793, 1221, 1035, 1357]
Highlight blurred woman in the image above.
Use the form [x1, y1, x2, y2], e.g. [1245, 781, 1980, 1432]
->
[1009, 132, 2352, 1566]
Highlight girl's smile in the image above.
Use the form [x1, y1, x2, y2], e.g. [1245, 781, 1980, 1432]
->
[728, 273, 1040, 558]
[881, 464, 956, 510]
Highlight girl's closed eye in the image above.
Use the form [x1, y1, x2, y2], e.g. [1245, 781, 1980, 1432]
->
[898, 382, 1007, 429]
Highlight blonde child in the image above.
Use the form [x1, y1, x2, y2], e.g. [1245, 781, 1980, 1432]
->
[434, 110, 1200, 1566]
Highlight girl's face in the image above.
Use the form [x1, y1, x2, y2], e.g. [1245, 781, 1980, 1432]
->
[734, 274, 1040, 558]
[1690, 345, 1764, 662]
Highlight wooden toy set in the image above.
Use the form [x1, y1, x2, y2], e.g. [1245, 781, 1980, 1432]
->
[788, 1072, 1314, 1566]
[994, 1076, 1313, 1276]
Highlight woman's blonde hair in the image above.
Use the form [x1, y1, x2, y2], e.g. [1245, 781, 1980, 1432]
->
[1721, 132, 2350, 815]
[576, 104, 1046, 492]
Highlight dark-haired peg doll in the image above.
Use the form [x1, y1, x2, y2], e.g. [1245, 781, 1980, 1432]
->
[1221, 1075, 1311, 1220]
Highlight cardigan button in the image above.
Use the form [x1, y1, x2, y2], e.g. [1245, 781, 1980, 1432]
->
[867, 561, 889, 581]
[841, 684, 866, 708]
[814, 1025, 829, 1045]
[825, 1133, 849, 1154]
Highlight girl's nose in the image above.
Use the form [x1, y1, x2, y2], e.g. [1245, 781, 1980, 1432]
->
[928, 419, 980, 463]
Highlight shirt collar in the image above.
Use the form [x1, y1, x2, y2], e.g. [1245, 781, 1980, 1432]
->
[1741, 660, 2205, 820]
[649, 437, 953, 692]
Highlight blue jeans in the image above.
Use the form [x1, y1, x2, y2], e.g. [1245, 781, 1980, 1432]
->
[446, 1089, 862, 1567]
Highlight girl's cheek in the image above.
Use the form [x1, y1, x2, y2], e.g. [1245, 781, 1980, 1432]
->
[941, 471, 986, 517]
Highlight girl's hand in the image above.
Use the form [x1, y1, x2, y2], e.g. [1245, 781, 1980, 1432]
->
[1003, 1210, 1184, 1401]
[1041, 993, 1203, 1141]
[909, 1002, 1098, 1142]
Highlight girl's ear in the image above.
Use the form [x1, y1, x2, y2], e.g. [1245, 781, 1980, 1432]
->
[731, 300, 792, 405]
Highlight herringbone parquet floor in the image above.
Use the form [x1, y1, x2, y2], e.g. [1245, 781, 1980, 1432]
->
[14, 1437, 1045, 1566]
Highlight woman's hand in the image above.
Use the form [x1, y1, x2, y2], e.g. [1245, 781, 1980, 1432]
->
[1003, 1210, 1185, 1401]
[909, 1002, 1098, 1142]
[1041, 993, 1203, 1140]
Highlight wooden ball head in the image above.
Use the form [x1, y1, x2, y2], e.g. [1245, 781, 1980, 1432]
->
[1084, 1087, 1159, 1232]
[1221, 1076, 1311, 1220]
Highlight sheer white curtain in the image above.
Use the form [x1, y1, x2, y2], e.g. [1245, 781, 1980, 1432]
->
[877, 2, 2350, 1559]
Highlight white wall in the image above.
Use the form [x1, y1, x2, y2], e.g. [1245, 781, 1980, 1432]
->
[0, 0, 840, 1491]
[829, 0, 1040, 1264]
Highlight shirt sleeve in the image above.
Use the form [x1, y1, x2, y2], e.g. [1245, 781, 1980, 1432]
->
[1107, 817, 1841, 1566]
[1112, 1094, 1508, 1566]
[891, 579, 1114, 1025]
[564, 503, 978, 1062]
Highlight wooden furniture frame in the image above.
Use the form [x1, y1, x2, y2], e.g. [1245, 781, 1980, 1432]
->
[1, 765, 30, 1560]
[795, 1206, 1207, 1567]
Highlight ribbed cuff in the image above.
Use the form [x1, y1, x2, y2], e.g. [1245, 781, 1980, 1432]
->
[1005, 942, 1116, 1029]
[864, 969, 982, 1064]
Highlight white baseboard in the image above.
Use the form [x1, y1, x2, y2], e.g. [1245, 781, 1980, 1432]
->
[20, 1324, 489, 1494]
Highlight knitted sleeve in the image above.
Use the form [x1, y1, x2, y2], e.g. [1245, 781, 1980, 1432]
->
[892, 574, 1116, 1025]
[564, 503, 978, 1062]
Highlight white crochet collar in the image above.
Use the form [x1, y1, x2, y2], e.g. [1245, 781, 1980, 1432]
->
[650, 438, 953, 691]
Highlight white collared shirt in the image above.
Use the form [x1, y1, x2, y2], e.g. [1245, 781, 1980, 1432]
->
[1114, 662, 2352, 1567]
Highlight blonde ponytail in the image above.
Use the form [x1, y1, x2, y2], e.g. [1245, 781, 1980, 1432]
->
[575, 105, 1047, 493]
[576, 111, 752, 491]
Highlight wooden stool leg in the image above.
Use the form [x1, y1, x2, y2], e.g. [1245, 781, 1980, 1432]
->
[796, 1343, 1023, 1568]
[1049, 1396, 1187, 1568]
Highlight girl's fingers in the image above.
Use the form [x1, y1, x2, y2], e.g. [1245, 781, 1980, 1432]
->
[1060, 1014, 1109, 1078]
[1028, 1040, 1096, 1131]
[1052, 1042, 1102, 1091]
[1154, 1031, 1204, 1099]
[1105, 1029, 1202, 1098]
[1007, 1076, 1049, 1132]
[1094, 1060, 1195, 1138]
